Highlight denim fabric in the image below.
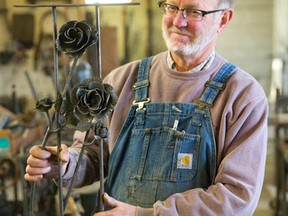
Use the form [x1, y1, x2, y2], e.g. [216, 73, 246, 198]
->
[106, 57, 237, 207]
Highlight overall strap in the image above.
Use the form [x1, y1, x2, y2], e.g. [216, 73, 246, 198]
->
[132, 57, 153, 110]
[195, 63, 238, 109]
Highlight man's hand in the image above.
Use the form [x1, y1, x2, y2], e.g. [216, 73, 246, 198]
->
[94, 193, 137, 216]
[24, 144, 69, 181]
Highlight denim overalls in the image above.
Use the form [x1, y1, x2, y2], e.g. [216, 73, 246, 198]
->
[106, 57, 237, 207]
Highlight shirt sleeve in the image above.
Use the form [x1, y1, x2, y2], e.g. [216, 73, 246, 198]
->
[62, 130, 110, 188]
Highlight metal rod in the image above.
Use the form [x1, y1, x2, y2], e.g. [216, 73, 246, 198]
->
[24, 70, 38, 102]
[29, 183, 36, 216]
[96, 5, 102, 79]
[52, 8, 60, 95]
[52, 6, 64, 216]
[63, 130, 89, 209]
[57, 125, 64, 216]
[95, 6, 105, 211]
[14, 3, 140, 8]
[99, 139, 105, 212]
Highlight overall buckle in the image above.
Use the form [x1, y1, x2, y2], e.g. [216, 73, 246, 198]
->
[205, 81, 226, 90]
[194, 99, 213, 109]
[133, 98, 151, 111]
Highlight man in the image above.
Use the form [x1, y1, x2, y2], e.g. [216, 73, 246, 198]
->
[25, 0, 268, 215]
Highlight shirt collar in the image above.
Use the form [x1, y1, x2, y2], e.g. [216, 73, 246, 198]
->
[167, 51, 216, 72]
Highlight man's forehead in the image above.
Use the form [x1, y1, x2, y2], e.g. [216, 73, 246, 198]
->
[166, 0, 218, 7]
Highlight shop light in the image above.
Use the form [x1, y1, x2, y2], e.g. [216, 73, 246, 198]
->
[85, 0, 132, 4]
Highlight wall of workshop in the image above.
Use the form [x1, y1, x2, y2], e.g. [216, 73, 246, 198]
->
[274, 0, 288, 56]
[273, 0, 288, 95]
[98, 1, 166, 64]
[217, 0, 273, 97]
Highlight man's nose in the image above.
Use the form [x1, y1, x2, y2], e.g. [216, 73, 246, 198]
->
[173, 10, 188, 28]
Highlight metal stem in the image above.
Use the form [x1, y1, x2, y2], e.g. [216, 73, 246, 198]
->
[52, 8, 60, 95]
[95, 6, 105, 212]
[99, 138, 105, 211]
[52, 6, 64, 216]
[63, 130, 89, 209]
[29, 183, 36, 216]
[95, 5, 102, 79]
[62, 57, 79, 98]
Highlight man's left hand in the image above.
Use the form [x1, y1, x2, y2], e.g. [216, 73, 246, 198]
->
[94, 193, 137, 216]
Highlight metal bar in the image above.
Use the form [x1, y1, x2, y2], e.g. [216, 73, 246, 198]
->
[96, 5, 102, 79]
[52, 6, 64, 216]
[24, 70, 38, 101]
[29, 182, 36, 216]
[95, 5, 105, 211]
[14, 3, 140, 8]
[99, 139, 105, 212]
[52, 8, 60, 95]
[57, 127, 64, 216]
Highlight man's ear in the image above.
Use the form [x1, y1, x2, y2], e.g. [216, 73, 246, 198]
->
[218, 9, 234, 33]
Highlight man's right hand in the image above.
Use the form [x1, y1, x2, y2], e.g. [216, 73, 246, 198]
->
[24, 144, 70, 182]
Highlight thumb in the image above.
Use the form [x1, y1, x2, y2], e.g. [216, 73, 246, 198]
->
[45, 144, 69, 163]
[103, 193, 120, 208]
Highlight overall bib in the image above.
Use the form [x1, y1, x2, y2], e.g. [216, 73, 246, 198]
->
[106, 57, 237, 207]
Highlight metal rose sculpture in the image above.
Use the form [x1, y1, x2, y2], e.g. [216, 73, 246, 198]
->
[56, 20, 98, 100]
[71, 77, 117, 122]
[34, 20, 115, 131]
[34, 18, 117, 161]
[31, 20, 117, 214]
[93, 120, 109, 141]
[35, 97, 53, 113]
[56, 20, 98, 58]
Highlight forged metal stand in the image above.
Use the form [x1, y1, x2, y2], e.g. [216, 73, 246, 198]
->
[14, 2, 140, 216]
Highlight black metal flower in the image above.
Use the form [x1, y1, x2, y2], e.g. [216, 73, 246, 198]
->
[56, 20, 97, 58]
[70, 77, 117, 123]
[93, 121, 108, 140]
[35, 97, 53, 112]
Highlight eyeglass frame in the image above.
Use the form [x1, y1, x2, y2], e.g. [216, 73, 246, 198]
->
[158, 1, 227, 21]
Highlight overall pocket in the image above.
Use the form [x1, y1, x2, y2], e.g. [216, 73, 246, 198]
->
[126, 126, 201, 182]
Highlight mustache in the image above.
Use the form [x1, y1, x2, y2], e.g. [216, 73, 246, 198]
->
[168, 27, 192, 37]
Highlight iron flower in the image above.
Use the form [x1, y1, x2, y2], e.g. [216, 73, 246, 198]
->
[56, 20, 97, 58]
[70, 77, 117, 122]
[35, 97, 53, 112]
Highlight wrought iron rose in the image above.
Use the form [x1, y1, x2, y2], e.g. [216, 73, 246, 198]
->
[70, 77, 117, 123]
[56, 20, 97, 58]
[36, 97, 53, 112]
[93, 121, 109, 140]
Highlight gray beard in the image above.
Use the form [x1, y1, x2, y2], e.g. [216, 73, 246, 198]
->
[162, 24, 216, 56]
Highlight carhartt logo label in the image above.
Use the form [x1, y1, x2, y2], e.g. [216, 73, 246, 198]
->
[177, 153, 193, 169]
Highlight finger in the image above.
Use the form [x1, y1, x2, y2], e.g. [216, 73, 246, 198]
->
[59, 144, 69, 162]
[24, 173, 43, 182]
[30, 145, 51, 159]
[45, 146, 58, 155]
[26, 164, 51, 175]
[27, 155, 50, 168]
[103, 193, 120, 208]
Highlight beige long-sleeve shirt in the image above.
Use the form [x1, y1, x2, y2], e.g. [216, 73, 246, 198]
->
[65, 51, 268, 216]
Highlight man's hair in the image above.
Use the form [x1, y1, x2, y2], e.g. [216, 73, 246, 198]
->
[218, 0, 234, 8]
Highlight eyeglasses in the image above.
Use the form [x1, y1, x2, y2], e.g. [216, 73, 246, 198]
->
[158, 1, 226, 21]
